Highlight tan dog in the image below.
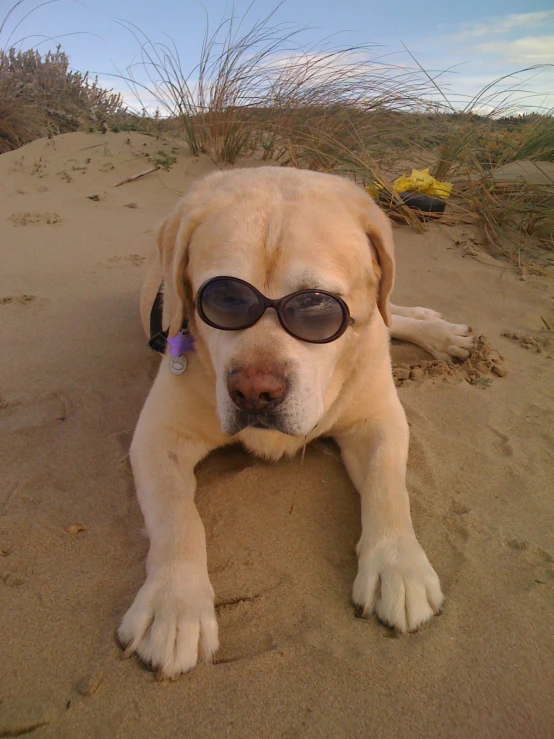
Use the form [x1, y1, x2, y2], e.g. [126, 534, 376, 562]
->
[119, 167, 473, 678]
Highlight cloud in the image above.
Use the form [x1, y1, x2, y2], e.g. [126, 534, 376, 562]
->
[95, 21, 554, 115]
[428, 11, 554, 109]
[475, 35, 554, 64]
[96, 78, 165, 114]
[453, 11, 554, 41]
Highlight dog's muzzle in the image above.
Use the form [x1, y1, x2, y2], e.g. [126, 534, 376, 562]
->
[225, 365, 292, 433]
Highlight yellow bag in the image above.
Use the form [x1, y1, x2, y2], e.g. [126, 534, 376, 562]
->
[393, 168, 452, 199]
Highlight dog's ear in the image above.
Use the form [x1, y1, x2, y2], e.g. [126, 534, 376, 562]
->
[157, 206, 190, 337]
[364, 203, 395, 328]
[157, 173, 225, 336]
[156, 198, 206, 337]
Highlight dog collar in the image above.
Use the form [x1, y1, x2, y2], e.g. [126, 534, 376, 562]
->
[148, 283, 195, 375]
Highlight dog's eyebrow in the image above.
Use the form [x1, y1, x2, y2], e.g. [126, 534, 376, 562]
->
[294, 272, 346, 296]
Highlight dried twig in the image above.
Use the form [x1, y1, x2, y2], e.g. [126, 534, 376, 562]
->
[111, 165, 160, 187]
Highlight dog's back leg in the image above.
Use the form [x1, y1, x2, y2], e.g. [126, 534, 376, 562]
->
[389, 305, 474, 362]
[389, 303, 443, 321]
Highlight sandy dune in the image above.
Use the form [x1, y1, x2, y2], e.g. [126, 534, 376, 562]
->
[0, 131, 553, 739]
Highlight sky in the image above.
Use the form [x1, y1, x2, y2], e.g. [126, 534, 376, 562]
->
[1, 0, 553, 113]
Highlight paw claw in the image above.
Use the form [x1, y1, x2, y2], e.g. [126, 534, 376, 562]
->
[121, 644, 134, 660]
[376, 614, 398, 632]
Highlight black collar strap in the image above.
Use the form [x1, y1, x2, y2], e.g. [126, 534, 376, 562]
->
[148, 283, 189, 354]
[148, 285, 168, 353]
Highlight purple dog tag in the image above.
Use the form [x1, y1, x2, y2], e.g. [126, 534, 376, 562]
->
[167, 331, 195, 376]
[167, 331, 195, 357]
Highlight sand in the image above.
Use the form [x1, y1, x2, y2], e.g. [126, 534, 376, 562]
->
[0, 131, 553, 739]
[492, 160, 554, 185]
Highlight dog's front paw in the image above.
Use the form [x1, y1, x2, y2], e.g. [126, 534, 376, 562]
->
[118, 568, 219, 678]
[353, 536, 443, 632]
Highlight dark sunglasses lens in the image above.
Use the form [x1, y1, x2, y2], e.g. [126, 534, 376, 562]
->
[199, 279, 262, 329]
[282, 292, 346, 342]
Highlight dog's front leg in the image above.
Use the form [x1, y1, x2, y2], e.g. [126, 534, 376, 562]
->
[337, 399, 443, 632]
[118, 383, 222, 678]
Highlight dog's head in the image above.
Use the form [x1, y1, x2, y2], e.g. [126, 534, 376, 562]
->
[158, 167, 394, 437]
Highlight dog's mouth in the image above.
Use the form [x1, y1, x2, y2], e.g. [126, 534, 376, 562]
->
[224, 409, 294, 436]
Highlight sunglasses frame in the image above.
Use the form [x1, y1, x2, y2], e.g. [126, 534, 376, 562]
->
[195, 276, 352, 344]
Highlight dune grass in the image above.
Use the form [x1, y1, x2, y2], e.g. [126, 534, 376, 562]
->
[1, 0, 552, 268]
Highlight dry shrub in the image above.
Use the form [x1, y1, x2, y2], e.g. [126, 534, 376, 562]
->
[431, 111, 553, 267]
[455, 169, 553, 269]
[0, 75, 42, 150]
[0, 46, 125, 152]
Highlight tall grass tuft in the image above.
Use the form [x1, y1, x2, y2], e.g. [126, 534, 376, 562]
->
[115, 3, 441, 164]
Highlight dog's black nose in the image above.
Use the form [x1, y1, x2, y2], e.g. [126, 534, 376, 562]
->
[227, 366, 288, 412]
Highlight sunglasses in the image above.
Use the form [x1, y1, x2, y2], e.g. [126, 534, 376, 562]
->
[196, 276, 351, 344]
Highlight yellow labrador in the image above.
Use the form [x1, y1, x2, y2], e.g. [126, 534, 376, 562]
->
[119, 167, 473, 678]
